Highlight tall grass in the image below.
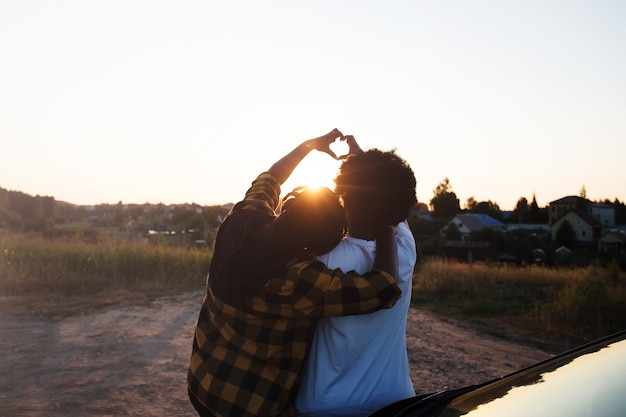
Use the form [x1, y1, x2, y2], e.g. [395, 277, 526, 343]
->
[0, 232, 212, 297]
[536, 261, 626, 341]
[4, 230, 625, 343]
[412, 259, 626, 343]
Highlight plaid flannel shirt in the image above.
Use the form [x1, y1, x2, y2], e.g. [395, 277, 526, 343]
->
[188, 172, 401, 417]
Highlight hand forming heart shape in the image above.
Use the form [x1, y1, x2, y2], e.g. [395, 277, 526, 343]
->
[329, 137, 350, 160]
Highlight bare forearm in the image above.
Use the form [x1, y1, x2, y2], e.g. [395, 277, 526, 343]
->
[373, 226, 398, 280]
[268, 141, 316, 184]
[267, 129, 343, 184]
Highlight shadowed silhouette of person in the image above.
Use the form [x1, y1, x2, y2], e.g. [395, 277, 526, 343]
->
[297, 135, 418, 415]
[188, 129, 402, 417]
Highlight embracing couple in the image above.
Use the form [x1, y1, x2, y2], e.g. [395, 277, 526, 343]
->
[188, 129, 417, 416]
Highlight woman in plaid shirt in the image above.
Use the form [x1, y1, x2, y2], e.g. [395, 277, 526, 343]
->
[188, 129, 402, 417]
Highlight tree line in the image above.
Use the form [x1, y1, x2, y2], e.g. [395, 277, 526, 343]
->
[0, 186, 231, 243]
[426, 177, 626, 224]
[406, 178, 626, 265]
[0, 187, 58, 233]
[2, 180, 625, 240]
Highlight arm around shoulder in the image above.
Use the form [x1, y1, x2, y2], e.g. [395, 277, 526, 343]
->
[278, 258, 401, 319]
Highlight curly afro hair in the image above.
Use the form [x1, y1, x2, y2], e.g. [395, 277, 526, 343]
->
[334, 149, 416, 226]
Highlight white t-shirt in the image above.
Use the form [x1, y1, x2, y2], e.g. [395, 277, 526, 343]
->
[295, 222, 417, 414]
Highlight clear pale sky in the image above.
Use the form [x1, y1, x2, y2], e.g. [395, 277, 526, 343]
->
[2, 1, 625, 210]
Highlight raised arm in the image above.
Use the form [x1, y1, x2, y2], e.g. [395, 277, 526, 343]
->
[268, 129, 344, 184]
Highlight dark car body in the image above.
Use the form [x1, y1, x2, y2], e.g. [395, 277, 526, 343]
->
[299, 329, 626, 417]
[370, 329, 626, 417]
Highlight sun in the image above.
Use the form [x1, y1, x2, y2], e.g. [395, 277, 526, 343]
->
[282, 152, 341, 195]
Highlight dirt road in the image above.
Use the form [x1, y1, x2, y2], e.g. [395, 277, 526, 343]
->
[0, 291, 562, 416]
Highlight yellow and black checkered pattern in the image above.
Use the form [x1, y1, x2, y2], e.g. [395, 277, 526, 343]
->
[187, 172, 401, 416]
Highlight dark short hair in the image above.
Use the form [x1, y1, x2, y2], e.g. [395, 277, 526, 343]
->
[275, 186, 346, 255]
[335, 149, 416, 226]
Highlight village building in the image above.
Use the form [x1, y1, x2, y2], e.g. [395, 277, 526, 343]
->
[549, 196, 615, 228]
[440, 213, 505, 241]
[438, 214, 505, 263]
[598, 230, 626, 253]
[551, 208, 603, 246]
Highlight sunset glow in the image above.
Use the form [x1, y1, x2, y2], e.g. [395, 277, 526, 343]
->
[2, 2, 625, 209]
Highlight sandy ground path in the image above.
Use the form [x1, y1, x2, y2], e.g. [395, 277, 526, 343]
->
[0, 291, 560, 417]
